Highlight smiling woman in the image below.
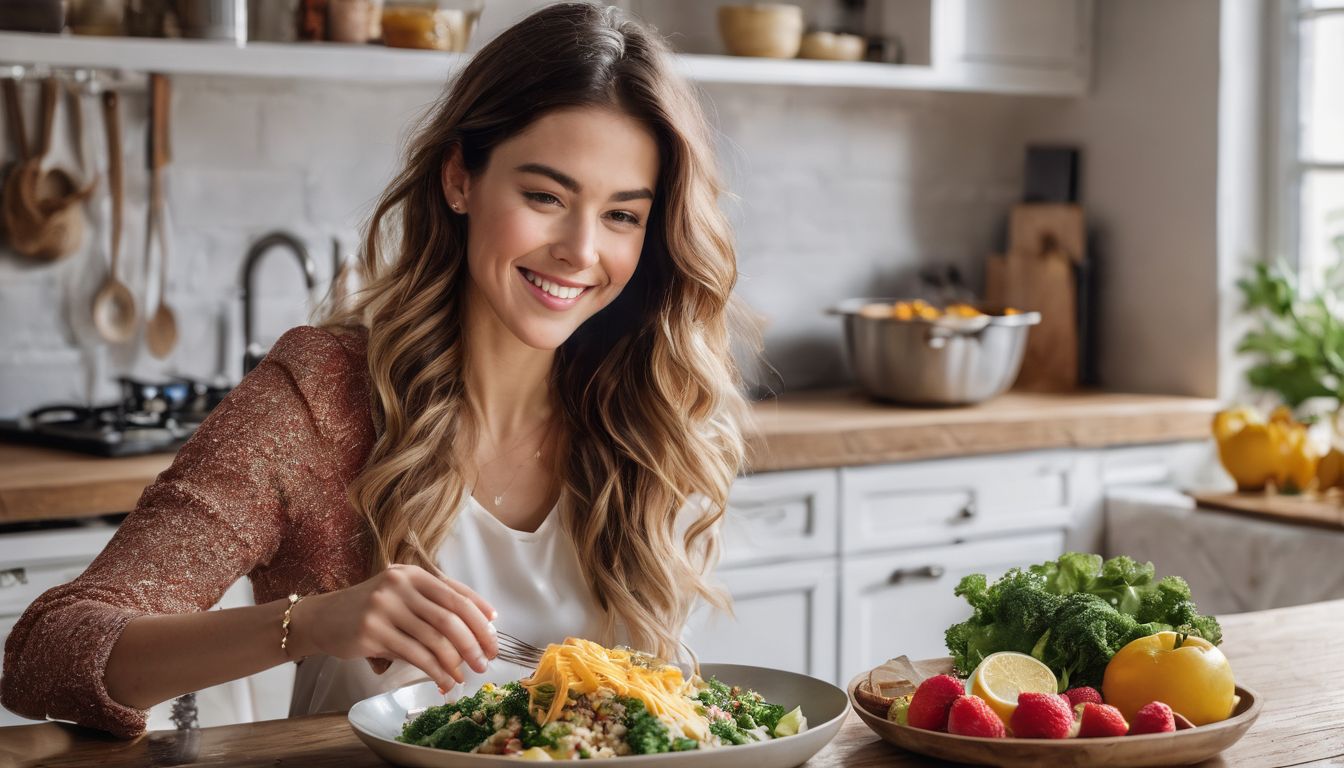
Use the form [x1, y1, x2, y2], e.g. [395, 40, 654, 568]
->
[0, 2, 751, 743]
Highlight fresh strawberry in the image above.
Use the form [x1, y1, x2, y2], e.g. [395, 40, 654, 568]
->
[1010, 692, 1073, 739]
[1064, 686, 1104, 707]
[907, 674, 965, 731]
[1129, 701, 1176, 735]
[946, 696, 1005, 738]
[1077, 703, 1129, 738]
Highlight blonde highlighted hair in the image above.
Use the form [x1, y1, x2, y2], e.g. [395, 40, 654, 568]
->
[324, 2, 749, 659]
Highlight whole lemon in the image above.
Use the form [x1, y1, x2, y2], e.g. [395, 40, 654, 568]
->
[1102, 631, 1236, 726]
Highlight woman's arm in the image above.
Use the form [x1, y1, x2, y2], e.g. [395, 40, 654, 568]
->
[2, 328, 352, 735]
[103, 598, 295, 710]
[104, 566, 500, 711]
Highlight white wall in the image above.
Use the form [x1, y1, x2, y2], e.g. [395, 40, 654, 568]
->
[0, 5, 1045, 415]
[1016, 0, 1224, 397]
[1, 0, 1252, 415]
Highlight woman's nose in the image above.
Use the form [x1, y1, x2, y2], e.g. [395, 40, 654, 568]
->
[551, 213, 599, 269]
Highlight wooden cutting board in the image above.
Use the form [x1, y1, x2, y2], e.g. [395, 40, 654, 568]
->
[986, 204, 1086, 392]
[1189, 490, 1344, 531]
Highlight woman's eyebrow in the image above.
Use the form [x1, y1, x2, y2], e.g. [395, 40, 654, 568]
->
[515, 162, 654, 202]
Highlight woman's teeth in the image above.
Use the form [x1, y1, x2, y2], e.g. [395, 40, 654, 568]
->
[524, 269, 585, 300]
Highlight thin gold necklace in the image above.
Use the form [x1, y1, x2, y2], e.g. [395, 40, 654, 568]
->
[474, 420, 552, 508]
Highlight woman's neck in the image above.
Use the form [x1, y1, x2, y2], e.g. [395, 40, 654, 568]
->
[461, 285, 556, 439]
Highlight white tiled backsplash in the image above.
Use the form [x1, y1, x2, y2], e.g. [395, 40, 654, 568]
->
[0, 72, 1035, 416]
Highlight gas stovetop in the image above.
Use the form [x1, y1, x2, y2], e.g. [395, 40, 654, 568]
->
[0, 376, 232, 458]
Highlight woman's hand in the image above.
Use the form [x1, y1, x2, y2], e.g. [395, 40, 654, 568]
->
[289, 564, 499, 690]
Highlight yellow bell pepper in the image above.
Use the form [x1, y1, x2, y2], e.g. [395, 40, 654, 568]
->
[1213, 406, 1321, 493]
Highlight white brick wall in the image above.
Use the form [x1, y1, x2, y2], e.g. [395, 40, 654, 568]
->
[0, 67, 1035, 416]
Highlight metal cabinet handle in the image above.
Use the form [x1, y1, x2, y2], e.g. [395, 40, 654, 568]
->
[0, 568, 28, 588]
[888, 565, 945, 585]
[741, 507, 789, 525]
[955, 501, 978, 522]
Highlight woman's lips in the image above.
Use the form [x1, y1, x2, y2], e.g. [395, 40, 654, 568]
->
[518, 267, 590, 309]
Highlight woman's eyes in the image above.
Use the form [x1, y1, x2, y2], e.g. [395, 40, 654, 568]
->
[522, 191, 642, 227]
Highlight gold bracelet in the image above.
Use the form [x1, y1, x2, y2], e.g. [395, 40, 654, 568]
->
[280, 593, 305, 655]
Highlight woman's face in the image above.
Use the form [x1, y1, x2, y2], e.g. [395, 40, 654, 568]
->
[446, 106, 660, 350]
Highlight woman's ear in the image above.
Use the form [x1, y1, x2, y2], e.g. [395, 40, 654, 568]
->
[441, 143, 472, 213]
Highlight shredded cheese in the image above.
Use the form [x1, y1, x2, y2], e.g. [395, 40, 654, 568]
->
[521, 638, 707, 739]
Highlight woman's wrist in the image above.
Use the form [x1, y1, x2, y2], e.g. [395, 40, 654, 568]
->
[278, 592, 322, 660]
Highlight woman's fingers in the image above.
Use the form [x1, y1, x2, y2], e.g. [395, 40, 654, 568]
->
[412, 571, 499, 661]
[403, 583, 493, 670]
[394, 604, 473, 679]
[443, 576, 497, 622]
[380, 625, 463, 690]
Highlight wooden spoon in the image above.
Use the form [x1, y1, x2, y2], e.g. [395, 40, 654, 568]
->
[145, 74, 177, 359]
[92, 89, 137, 344]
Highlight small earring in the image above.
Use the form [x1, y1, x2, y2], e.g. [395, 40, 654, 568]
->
[452, 201, 464, 212]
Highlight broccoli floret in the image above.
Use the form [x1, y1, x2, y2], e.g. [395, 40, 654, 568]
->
[709, 718, 749, 746]
[398, 704, 455, 745]
[743, 700, 786, 732]
[425, 716, 493, 752]
[672, 737, 699, 751]
[945, 571, 1061, 676]
[696, 678, 732, 710]
[623, 697, 673, 755]
[1038, 592, 1139, 689]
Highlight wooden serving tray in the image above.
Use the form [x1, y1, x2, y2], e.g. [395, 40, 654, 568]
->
[848, 658, 1263, 768]
[1189, 490, 1344, 531]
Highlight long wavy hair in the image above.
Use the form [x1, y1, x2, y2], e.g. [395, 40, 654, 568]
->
[323, 2, 749, 658]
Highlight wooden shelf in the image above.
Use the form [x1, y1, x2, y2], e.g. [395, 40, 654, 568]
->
[0, 31, 1084, 95]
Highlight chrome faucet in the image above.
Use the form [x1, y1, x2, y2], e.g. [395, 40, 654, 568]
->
[241, 231, 318, 374]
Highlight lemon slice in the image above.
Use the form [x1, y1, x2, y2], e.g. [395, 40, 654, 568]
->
[969, 651, 1059, 728]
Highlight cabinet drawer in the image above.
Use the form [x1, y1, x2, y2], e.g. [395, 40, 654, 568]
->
[839, 532, 1065, 685]
[721, 469, 838, 568]
[0, 525, 118, 616]
[692, 558, 838, 684]
[840, 452, 1075, 554]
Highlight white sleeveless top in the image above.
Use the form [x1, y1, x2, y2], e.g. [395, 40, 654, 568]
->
[288, 495, 612, 716]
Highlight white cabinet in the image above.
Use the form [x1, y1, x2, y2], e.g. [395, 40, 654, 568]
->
[840, 451, 1076, 554]
[838, 531, 1065, 685]
[721, 469, 838, 568]
[931, 0, 1093, 93]
[690, 559, 838, 684]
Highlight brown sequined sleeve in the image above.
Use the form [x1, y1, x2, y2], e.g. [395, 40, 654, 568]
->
[0, 326, 369, 738]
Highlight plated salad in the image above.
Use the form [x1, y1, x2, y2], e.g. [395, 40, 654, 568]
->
[397, 638, 806, 759]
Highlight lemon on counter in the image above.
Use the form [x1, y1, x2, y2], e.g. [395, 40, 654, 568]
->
[969, 651, 1059, 728]
[1102, 631, 1237, 726]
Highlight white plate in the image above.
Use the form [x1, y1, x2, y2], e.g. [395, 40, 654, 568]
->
[348, 663, 850, 767]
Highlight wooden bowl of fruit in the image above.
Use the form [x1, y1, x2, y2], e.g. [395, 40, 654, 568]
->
[849, 657, 1261, 767]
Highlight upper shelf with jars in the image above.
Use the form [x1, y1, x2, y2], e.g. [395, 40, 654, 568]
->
[0, 0, 1093, 96]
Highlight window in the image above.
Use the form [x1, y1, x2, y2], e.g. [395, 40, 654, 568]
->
[1288, 1, 1344, 285]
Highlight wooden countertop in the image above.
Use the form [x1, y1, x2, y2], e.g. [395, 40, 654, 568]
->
[745, 389, 1220, 471]
[0, 390, 1220, 523]
[3, 598, 1338, 767]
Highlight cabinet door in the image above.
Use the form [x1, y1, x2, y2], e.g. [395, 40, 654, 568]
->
[722, 469, 838, 568]
[839, 532, 1063, 685]
[931, 0, 1092, 92]
[689, 558, 838, 684]
[840, 451, 1075, 554]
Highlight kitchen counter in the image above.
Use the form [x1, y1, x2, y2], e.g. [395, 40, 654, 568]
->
[2, 598, 1337, 767]
[0, 390, 1220, 523]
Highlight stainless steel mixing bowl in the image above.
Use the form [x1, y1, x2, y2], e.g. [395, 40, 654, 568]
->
[830, 298, 1042, 406]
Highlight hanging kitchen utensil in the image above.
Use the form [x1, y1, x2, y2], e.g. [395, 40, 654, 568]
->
[145, 73, 178, 359]
[92, 89, 138, 344]
[2, 76, 93, 262]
